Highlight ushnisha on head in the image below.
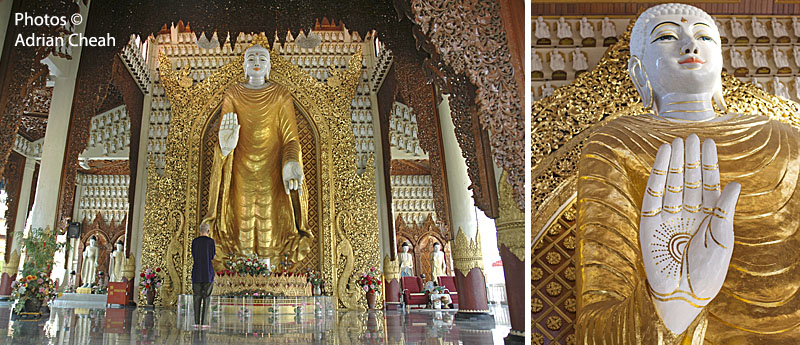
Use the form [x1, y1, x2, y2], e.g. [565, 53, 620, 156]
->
[244, 44, 271, 82]
[628, 3, 727, 120]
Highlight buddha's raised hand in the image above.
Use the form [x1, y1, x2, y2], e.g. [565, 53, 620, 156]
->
[639, 134, 740, 334]
[219, 112, 240, 156]
[282, 161, 304, 196]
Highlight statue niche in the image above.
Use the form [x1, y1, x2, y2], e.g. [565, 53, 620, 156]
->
[199, 98, 320, 273]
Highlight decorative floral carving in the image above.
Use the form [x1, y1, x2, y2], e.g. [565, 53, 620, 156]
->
[532, 267, 543, 281]
[546, 282, 562, 297]
[532, 297, 543, 313]
[546, 252, 562, 266]
[546, 316, 563, 331]
[564, 297, 577, 313]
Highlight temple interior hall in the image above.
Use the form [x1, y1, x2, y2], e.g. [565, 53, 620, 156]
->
[533, 1, 800, 345]
[0, 0, 524, 344]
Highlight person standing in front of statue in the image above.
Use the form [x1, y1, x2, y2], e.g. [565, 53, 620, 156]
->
[191, 223, 215, 329]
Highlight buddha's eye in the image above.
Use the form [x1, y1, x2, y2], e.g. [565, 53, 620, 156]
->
[652, 34, 678, 42]
[697, 35, 714, 42]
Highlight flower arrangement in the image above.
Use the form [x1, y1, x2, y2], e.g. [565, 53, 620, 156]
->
[307, 269, 324, 288]
[139, 267, 163, 296]
[10, 272, 56, 313]
[225, 253, 272, 276]
[357, 267, 382, 295]
[10, 227, 67, 314]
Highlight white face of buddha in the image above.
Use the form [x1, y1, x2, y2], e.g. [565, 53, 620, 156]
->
[641, 14, 722, 96]
[244, 46, 270, 80]
[90, 238, 96, 246]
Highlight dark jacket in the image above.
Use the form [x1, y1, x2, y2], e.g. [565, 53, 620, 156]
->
[191, 236, 215, 283]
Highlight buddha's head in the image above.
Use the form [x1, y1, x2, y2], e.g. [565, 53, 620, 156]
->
[433, 242, 441, 252]
[629, 3, 725, 112]
[116, 241, 123, 251]
[402, 242, 409, 253]
[244, 44, 271, 81]
[90, 236, 97, 246]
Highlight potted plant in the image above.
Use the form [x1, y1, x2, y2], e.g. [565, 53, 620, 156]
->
[139, 267, 162, 305]
[357, 267, 382, 309]
[10, 227, 67, 316]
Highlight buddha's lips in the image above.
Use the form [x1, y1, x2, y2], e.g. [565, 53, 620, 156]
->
[253, 67, 261, 71]
[679, 57, 705, 64]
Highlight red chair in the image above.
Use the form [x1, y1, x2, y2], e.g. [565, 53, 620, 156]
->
[437, 276, 459, 306]
[401, 276, 427, 308]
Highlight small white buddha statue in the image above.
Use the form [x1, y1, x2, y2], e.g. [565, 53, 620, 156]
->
[579, 17, 594, 39]
[794, 17, 800, 37]
[572, 48, 589, 71]
[108, 241, 124, 282]
[557, 17, 573, 39]
[793, 46, 800, 68]
[430, 242, 446, 279]
[730, 48, 747, 69]
[752, 17, 768, 37]
[773, 47, 790, 68]
[751, 47, 768, 68]
[541, 81, 555, 98]
[772, 76, 790, 99]
[535, 16, 551, 40]
[731, 17, 747, 38]
[772, 18, 789, 38]
[601, 17, 616, 38]
[714, 17, 726, 39]
[532, 52, 543, 72]
[549, 51, 565, 71]
[398, 242, 414, 277]
[81, 236, 99, 287]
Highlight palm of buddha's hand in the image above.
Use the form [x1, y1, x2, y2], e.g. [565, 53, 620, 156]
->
[219, 112, 240, 156]
[282, 161, 304, 195]
[639, 135, 740, 334]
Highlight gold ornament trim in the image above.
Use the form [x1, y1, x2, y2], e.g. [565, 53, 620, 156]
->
[496, 171, 524, 262]
[122, 254, 136, 280]
[452, 227, 484, 274]
[1, 250, 20, 276]
[383, 255, 400, 282]
[141, 34, 380, 309]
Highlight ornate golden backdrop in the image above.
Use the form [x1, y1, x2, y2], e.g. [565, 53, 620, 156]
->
[141, 36, 380, 310]
[531, 18, 800, 344]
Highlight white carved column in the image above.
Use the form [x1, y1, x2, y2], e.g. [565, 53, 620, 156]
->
[437, 94, 493, 322]
[29, 1, 90, 286]
[0, 158, 36, 297]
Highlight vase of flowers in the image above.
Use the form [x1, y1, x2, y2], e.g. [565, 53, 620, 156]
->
[307, 269, 325, 295]
[225, 254, 272, 276]
[357, 267, 382, 309]
[10, 227, 66, 316]
[139, 267, 162, 305]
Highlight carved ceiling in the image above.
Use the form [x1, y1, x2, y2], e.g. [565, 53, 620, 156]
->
[77, 160, 130, 176]
[390, 159, 431, 175]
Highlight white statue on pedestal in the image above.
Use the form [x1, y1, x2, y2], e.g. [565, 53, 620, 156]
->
[108, 241, 124, 283]
[399, 242, 414, 277]
[794, 76, 800, 100]
[731, 17, 747, 38]
[557, 17, 572, 39]
[793, 46, 800, 68]
[535, 16, 551, 40]
[541, 82, 555, 98]
[81, 237, 99, 287]
[794, 17, 800, 37]
[773, 47, 790, 69]
[601, 17, 616, 38]
[752, 76, 764, 89]
[579, 17, 594, 39]
[430, 242, 446, 279]
[532, 52, 543, 72]
[772, 77, 790, 99]
[572, 48, 589, 71]
[772, 18, 789, 38]
[715, 18, 726, 39]
[550, 51, 565, 71]
[730, 48, 747, 69]
[752, 17, 768, 37]
[752, 47, 768, 68]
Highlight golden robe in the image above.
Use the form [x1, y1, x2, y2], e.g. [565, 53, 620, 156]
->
[577, 114, 800, 344]
[204, 83, 312, 268]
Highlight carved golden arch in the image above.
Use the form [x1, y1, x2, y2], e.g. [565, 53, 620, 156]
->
[141, 38, 380, 310]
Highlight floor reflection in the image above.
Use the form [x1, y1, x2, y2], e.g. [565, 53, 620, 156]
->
[0, 304, 510, 344]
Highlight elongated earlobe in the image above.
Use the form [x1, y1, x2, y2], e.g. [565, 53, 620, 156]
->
[712, 80, 728, 113]
[628, 55, 653, 111]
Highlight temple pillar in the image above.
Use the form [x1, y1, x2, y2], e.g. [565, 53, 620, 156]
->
[0, 158, 37, 296]
[30, 2, 89, 286]
[129, 90, 152, 290]
[0, 0, 12, 62]
[438, 94, 493, 323]
[495, 173, 525, 344]
[383, 255, 401, 310]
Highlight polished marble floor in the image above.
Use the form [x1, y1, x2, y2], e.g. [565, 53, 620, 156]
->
[0, 303, 511, 344]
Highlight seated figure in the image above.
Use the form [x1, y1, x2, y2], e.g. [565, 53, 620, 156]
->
[577, 4, 800, 343]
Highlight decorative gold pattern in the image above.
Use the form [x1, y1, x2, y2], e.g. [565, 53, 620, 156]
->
[211, 274, 312, 296]
[1, 250, 20, 276]
[547, 316, 564, 331]
[532, 201, 578, 344]
[383, 255, 399, 282]
[141, 36, 380, 309]
[495, 171, 524, 261]
[546, 252, 562, 265]
[451, 227, 483, 274]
